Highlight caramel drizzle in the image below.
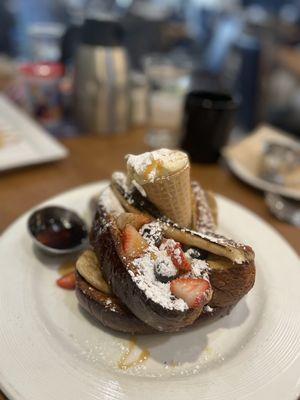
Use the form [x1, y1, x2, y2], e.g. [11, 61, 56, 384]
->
[58, 260, 75, 276]
[118, 337, 150, 370]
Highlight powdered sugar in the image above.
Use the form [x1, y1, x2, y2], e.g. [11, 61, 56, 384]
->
[132, 179, 147, 197]
[127, 152, 155, 176]
[139, 222, 163, 246]
[128, 235, 212, 311]
[126, 149, 189, 183]
[154, 256, 177, 278]
[173, 247, 181, 263]
[191, 181, 216, 232]
[98, 186, 124, 216]
[112, 171, 128, 187]
[131, 251, 188, 311]
[190, 259, 210, 281]
[161, 219, 251, 264]
[204, 305, 213, 313]
[112, 171, 147, 199]
[159, 238, 176, 252]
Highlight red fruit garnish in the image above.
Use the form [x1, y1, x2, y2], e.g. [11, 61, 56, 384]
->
[122, 224, 148, 259]
[56, 271, 76, 290]
[170, 277, 212, 309]
[161, 240, 191, 273]
[117, 213, 152, 231]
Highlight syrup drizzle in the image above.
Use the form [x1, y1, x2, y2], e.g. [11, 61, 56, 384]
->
[118, 337, 150, 370]
[58, 260, 75, 276]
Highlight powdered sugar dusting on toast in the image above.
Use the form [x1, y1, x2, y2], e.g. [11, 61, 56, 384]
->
[130, 248, 188, 312]
[81, 284, 118, 312]
[162, 219, 250, 255]
[139, 222, 162, 246]
[112, 171, 145, 201]
[190, 259, 210, 280]
[129, 238, 210, 311]
[191, 181, 216, 232]
[98, 186, 124, 216]
[155, 256, 177, 278]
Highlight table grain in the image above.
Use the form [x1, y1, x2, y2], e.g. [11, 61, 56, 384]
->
[0, 130, 299, 399]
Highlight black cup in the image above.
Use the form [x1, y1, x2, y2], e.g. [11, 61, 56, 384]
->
[181, 91, 237, 163]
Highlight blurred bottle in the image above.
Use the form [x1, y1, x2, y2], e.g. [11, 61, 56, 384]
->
[235, 34, 262, 132]
[27, 23, 65, 62]
[60, 0, 85, 68]
[74, 0, 130, 134]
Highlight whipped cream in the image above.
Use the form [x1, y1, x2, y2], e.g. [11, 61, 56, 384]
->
[126, 149, 189, 184]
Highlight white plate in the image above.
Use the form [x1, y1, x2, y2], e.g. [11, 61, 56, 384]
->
[225, 155, 300, 200]
[0, 182, 300, 400]
[0, 95, 67, 172]
[223, 125, 300, 200]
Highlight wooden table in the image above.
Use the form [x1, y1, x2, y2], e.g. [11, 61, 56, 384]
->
[0, 130, 299, 399]
[1, 130, 299, 252]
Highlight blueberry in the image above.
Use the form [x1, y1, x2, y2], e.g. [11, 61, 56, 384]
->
[154, 259, 177, 283]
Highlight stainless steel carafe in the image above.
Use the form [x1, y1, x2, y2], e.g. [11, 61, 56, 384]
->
[74, 18, 130, 134]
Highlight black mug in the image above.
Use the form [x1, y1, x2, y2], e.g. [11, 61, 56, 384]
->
[181, 91, 237, 163]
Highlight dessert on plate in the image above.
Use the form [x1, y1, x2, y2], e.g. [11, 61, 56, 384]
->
[75, 149, 256, 334]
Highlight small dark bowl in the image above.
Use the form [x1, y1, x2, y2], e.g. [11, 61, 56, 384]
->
[28, 206, 88, 255]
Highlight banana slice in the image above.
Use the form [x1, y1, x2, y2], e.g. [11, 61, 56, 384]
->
[76, 250, 111, 294]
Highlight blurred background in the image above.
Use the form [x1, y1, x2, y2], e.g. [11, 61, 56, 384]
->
[1, 0, 300, 140]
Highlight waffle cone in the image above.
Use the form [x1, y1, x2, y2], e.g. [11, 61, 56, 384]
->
[142, 165, 192, 227]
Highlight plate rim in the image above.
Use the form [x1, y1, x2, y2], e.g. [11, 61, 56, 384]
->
[224, 153, 300, 200]
[0, 94, 68, 172]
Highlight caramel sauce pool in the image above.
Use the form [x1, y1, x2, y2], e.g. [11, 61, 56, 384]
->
[58, 260, 75, 276]
[118, 337, 150, 370]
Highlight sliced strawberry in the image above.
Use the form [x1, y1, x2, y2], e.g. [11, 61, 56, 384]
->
[117, 212, 152, 231]
[170, 278, 212, 309]
[122, 224, 148, 259]
[56, 271, 76, 290]
[161, 239, 191, 273]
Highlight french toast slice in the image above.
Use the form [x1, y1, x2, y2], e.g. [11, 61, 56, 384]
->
[90, 202, 255, 332]
[76, 270, 155, 334]
[94, 183, 255, 324]
[90, 207, 210, 332]
[75, 250, 234, 334]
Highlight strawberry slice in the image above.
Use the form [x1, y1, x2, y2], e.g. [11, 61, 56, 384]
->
[122, 224, 148, 259]
[56, 271, 76, 290]
[161, 239, 191, 273]
[117, 212, 152, 231]
[170, 278, 212, 309]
